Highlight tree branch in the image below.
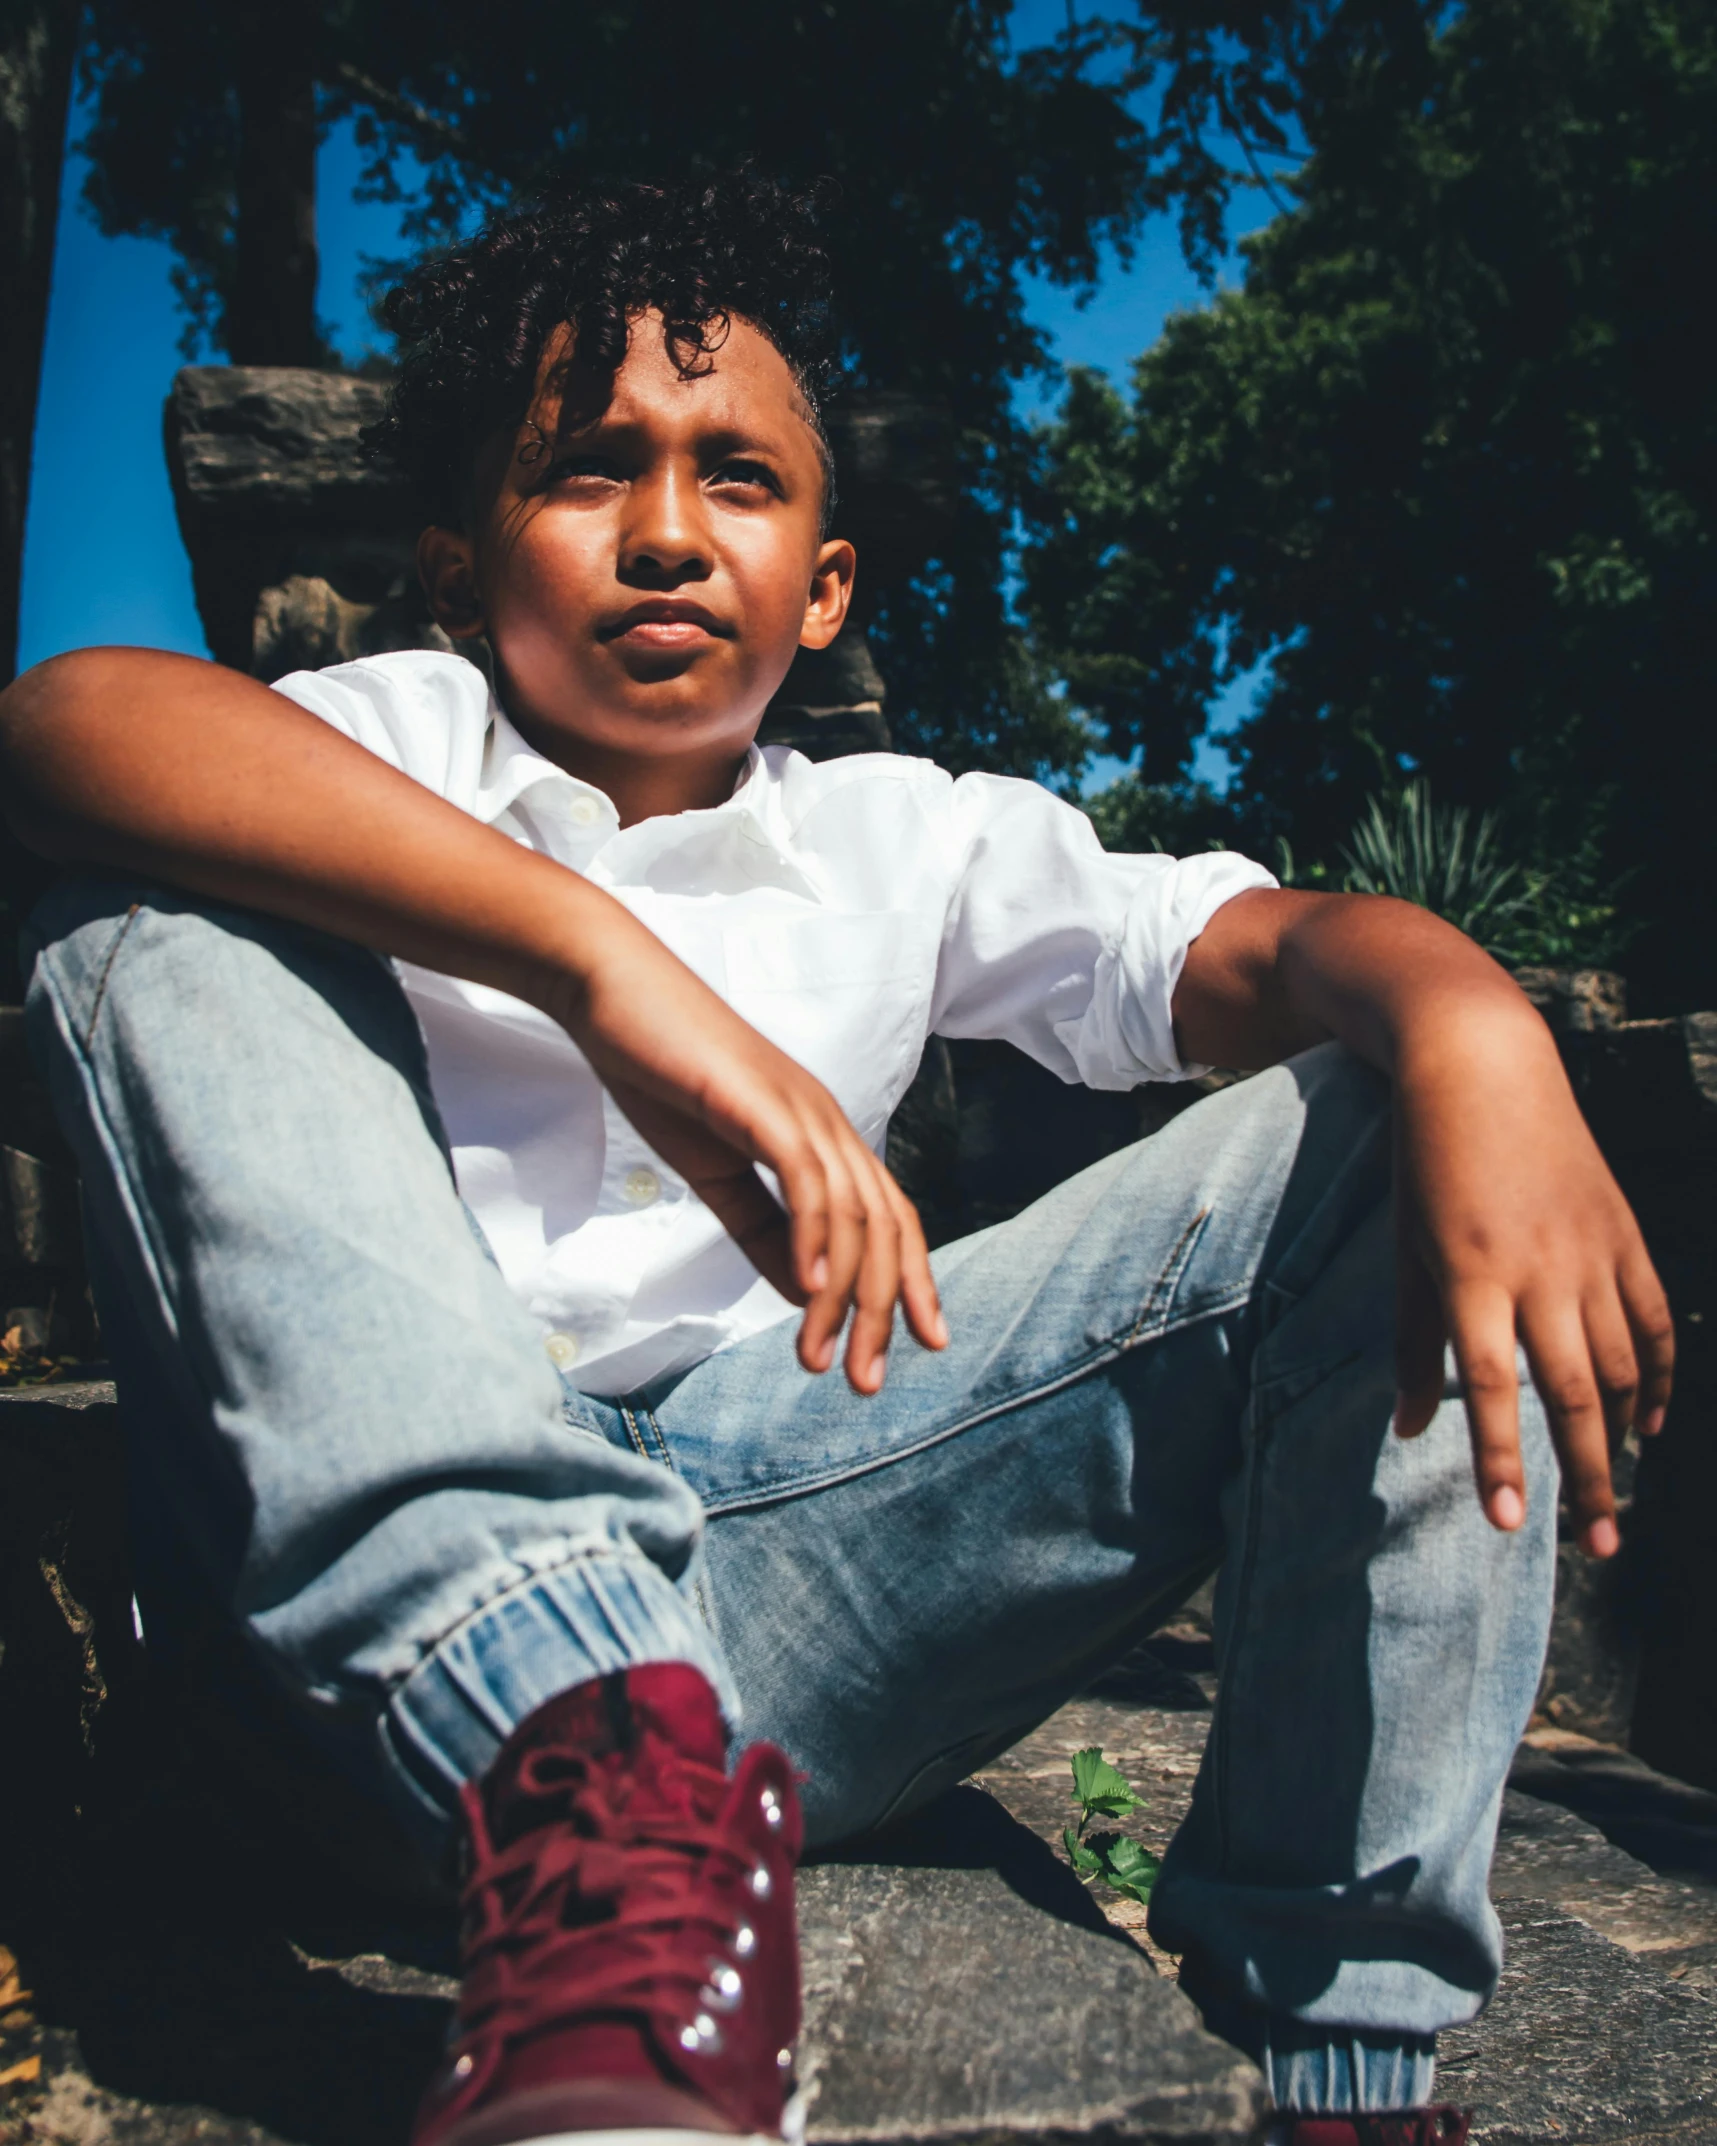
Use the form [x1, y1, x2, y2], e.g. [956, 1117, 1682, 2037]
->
[332, 62, 471, 162]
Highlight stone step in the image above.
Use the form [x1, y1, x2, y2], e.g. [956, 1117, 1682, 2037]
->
[9, 1389, 1717, 2144]
[799, 1789, 1264, 2146]
[1438, 1900, 1717, 2143]
[5, 1786, 1264, 2146]
[1492, 1784, 1717, 1964]
[984, 1691, 1717, 2143]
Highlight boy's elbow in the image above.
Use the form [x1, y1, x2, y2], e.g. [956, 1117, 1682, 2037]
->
[2, 645, 119, 748]
[3, 644, 174, 727]
[0, 647, 163, 858]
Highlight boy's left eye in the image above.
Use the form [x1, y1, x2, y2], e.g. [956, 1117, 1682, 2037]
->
[710, 459, 780, 494]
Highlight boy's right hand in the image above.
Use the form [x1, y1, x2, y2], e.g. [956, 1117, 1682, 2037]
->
[548, 931, 948, 1395]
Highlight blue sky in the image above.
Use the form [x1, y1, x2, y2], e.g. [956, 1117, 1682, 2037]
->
[17, 9, 1284, 786]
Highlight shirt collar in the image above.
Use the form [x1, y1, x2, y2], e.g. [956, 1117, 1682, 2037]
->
[473, 695, 807, 888]
[476, 695, 609, 827]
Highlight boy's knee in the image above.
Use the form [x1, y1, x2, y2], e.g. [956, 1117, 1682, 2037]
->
[1284, 1037, 1391, 1134]
[1158, 1040, 1392, 1222]
[24, 879, 436, 1182]
[27, 878, 407, 1057]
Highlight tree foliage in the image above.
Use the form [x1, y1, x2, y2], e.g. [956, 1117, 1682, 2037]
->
[1027, 0, 1717, 1006]
[70, 0, 1330, 776]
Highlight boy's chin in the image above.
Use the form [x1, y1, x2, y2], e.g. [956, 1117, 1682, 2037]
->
[541, 701, 764, 762]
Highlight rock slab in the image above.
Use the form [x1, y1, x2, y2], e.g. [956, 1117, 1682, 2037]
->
[799, 1792, 1264, 2146]
[1439, 1900, 1717, 2144]
[3, 1783, 1262, 2146]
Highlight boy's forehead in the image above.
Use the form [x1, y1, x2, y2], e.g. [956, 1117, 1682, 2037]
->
[529, 310, 810, 443]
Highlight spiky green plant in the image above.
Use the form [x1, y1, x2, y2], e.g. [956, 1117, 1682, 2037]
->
[1340, 779, 1536, 953]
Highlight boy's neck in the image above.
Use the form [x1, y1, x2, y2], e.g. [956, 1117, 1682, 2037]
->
[506, 706, 754, 828]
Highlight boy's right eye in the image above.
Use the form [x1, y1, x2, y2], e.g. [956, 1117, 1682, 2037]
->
[544, 455, 620, 484]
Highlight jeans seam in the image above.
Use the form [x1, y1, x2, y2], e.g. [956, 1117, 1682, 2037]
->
[618, 1404, 652, 1463]
[37, 951, 183, 1348]
[1210, 1402, 1271, 1879]
[642, 1403, 675, 1470]
[81, 902, 143, 1048]
[1124, 1206, 1210, 1344]
[699, 1247, 1241, 1519]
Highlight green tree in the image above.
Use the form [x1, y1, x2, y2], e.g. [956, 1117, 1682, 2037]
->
[75, 0, 395, 365]
[1028, 0, 1717, 1006]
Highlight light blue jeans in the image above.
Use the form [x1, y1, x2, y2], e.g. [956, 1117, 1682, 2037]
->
[24, 878, 1557, 2109]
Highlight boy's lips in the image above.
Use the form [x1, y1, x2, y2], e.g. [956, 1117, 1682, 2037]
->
[600, 599, 733, 647]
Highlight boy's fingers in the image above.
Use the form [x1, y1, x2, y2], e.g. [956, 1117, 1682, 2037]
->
[844, 1156, 902, 1394]
[1393, 1230, 1446, 1439]
[709, 1169, 803, 1303]
[1581, 1287, 1640, 1450]
[1618, 1243, 1675, 1436]
[887, 1174, 947, 1352]
[797, 1138, 868, 1377]
[773, 1129, 832, 1305]
[1446, 1284, 1528, 1532]
[605, 1077, 811, 1303]
[1520, 1293, 1617, 1557]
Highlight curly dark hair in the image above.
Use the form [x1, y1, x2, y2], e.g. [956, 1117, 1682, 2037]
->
[366, 170, 839, 534]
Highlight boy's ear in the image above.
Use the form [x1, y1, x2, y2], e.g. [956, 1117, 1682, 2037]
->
[418, 526, 488, 640]
[799, 539, 857, 652]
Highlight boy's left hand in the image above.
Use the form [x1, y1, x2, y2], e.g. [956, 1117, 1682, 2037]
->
[1175, 888, 1676, 1556]
[1389, 1013, 1673, 1556]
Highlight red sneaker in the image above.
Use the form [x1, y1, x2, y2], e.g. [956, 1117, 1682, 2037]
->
[1279, 2113, 1470, 2146]
[413, 1665, 802, 2146]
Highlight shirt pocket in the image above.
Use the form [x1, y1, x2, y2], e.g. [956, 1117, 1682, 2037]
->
[723, 911, 930, 1142]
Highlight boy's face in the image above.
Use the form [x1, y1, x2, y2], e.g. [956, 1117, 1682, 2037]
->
[418, 311, 853, 816]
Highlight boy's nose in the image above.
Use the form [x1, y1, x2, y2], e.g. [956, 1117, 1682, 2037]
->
[618, 470, 713, 584]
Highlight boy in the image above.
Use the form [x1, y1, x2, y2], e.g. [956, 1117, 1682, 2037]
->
[1, 174, 1671, 2146]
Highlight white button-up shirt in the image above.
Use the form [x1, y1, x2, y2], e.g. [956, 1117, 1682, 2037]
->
[275, 652, 1275, 1394]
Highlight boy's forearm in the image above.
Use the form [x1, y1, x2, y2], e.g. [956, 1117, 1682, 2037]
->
[0, 648, 628, 1022]
[1, 648, 949, 1388]
[1174, 887, 1551, 1076]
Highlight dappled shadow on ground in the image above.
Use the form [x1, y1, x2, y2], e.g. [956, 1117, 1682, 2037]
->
[7, 1725, 1134, 2146]
[3, 1716, 455, 2146]
[1509, 1736, 1717, 1890]
[814, 1780, 1132, 1945]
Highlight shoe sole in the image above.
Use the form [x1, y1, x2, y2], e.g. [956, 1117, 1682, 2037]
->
[488, 2132, 779, 2146]
[496, 2092, 806, 2146]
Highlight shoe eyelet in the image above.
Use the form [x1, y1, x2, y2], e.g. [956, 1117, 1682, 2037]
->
[749, 1862, 772, 1899]
[701, 1960, 744, 2012]
[679, 2013, 725, 2056]
[453, 2053, 474, 2080]
[733, 1923, 757, 1958]
[760, 1786, 783, 1828]
[777, 2048, 793, 2070]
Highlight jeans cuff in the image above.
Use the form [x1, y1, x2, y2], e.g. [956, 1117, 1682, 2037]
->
[1194, 1988, 1438, 2112]
[379, 1548, 741, 1841]
[1262, 2023, 1438, 2113]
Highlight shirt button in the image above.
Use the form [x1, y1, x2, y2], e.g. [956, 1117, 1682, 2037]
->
[622, 1166, 661, 1208]
[569, 796, 600, 828]
[544, 1330, 582, 1370]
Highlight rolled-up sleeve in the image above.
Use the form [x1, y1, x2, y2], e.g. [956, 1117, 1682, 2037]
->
[929, 773, 1277, 1088]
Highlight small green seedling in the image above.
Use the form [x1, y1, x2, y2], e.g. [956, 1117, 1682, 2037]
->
[1064, 1746, 1161, 1906]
